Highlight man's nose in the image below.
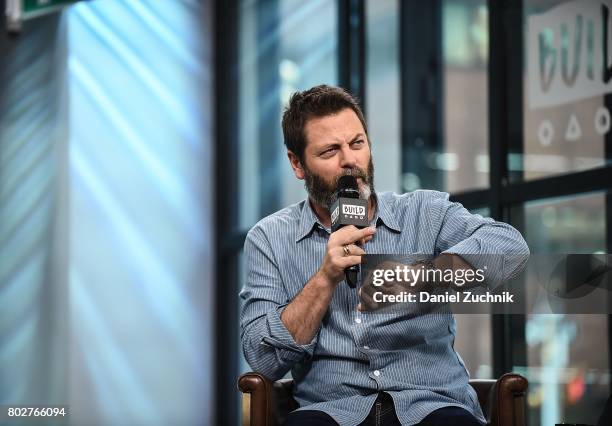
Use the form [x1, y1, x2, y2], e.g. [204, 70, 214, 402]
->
[339, 145, 357, 168]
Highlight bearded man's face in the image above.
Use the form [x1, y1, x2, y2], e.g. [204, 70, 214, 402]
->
[288, 108, 375, 211]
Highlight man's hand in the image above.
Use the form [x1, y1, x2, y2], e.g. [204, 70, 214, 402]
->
[280, 225, 376, 345]
[318, 225, 376, 285]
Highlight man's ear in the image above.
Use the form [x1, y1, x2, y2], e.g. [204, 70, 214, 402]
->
[287, 151, 305, 180]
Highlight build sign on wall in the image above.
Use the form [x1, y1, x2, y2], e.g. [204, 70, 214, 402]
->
[524, 0, 611, 178]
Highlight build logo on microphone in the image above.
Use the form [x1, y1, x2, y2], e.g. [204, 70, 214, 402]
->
[342, 204, 366, 219]
[331, 206, 339, 224]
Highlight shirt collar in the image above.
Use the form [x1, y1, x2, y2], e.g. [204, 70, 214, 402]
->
[374, 192, 401, 233]
[296, 198, 326, 242]
[295, 192, 401, 243]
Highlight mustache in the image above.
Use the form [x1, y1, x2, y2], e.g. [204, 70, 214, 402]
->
[334, 167, 369, 184]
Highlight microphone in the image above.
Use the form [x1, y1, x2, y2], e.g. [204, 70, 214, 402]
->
[330, 175, 369, 288]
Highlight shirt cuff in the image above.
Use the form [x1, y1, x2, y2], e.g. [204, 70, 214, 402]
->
[262, 304, 318, 362]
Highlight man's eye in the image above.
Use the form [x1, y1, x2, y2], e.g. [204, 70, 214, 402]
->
[321, 148, 336, 156]
[352, 140, 364, 146]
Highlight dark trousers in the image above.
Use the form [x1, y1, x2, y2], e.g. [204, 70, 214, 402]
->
[283, 392, 482, 426]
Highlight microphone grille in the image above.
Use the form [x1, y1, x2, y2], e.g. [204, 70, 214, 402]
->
[337, 175, 358, 191]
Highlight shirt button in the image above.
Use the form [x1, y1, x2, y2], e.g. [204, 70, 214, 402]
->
[373, 370, 381, 377]
[354, 318, 362, 324]
[363, 345, 370, 350]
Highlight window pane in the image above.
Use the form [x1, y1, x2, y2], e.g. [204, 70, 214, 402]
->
[442, 0, 489, 192]
[366, 0, 401, 193]
[470, 206, 490, 216]
[401, 0, 489, 194]
[516, 193, 609, 426]
[239, 0, 337, 229]
[518, 0, 612, 181]
[454, 314, 493, 378]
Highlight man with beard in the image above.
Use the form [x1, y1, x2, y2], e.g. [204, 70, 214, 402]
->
[240, 85, 529, 426]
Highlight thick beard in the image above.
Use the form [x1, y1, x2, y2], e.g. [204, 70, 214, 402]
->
[303, 157, 375, 212]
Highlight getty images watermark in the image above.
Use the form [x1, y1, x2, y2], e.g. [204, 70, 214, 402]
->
[368, 262, 512, 304]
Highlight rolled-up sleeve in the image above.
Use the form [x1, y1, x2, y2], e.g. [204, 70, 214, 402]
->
[239, 224, 318, 380]
[429, 192, 530, 289]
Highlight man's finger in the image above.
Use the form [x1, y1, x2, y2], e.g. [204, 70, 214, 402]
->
[351, 245, 366, 256]
[361, 234, 374, 245]
[338, 255, 363, 269]
[333, 225, 358, 238]
[336, 244, 365, 258]
[335, 226, 376, 246]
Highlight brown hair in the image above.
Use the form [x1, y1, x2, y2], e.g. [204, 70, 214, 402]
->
[281, 85, 368, 163]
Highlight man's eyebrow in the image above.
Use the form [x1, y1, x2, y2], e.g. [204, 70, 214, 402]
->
[317, 134, 366, 152]
[318, 142, 340, 151]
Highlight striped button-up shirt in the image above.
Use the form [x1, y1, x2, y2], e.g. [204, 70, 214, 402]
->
[240, 190, 529, 425]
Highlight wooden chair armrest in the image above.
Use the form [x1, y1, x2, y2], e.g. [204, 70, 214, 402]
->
[488, 373, 528, 426]
[238, 372, 296, 426]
